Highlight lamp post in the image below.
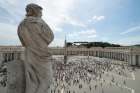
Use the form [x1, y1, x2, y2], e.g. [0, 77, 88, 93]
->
[64, 36, 67, 64]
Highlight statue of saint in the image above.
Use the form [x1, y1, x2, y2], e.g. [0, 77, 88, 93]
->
[17, 3, 54, 93]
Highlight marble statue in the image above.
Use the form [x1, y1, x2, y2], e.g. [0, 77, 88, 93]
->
[8, 3, 54, 93]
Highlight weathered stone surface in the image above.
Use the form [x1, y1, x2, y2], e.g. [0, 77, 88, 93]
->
[7, 3, 54, 93]
[7, 60, 25, 93]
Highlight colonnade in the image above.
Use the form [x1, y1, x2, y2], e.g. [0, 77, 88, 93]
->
[0, 46, 140, 66]
[0, 52, 22, 62]
[67, 51, 130, 61]
[0, 46, 25, 63]
[51, 47, 140, 66]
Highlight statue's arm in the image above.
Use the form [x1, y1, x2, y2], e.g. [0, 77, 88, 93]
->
[45, 24, 54, 42]
[39, 23, 54, 45]
[18, 22, 33, 47]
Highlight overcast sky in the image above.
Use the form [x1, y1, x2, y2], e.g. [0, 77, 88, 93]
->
[0, 0, 140, 46]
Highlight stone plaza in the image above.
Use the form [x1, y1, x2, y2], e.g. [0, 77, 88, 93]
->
[0, 46, 140, 93]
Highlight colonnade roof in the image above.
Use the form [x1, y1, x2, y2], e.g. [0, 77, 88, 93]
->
[0, 46, 139, 53]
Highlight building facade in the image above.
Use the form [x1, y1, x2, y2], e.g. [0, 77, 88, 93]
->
[0, 46, 140, 66]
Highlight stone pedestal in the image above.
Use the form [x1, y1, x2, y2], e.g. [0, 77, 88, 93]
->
[7, 60, 25, 93]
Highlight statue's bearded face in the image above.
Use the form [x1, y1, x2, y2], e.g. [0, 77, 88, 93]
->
[26, 4, 43, 18]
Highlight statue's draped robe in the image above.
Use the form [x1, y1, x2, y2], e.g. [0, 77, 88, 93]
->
[18, 17, 54, 93]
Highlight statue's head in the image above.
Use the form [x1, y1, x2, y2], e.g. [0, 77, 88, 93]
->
[26, 3, 43, 18]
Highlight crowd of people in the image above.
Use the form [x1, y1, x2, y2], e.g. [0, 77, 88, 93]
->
[50, 56, 135, 93]
[0, 56, 135, 93]
[0, 62, 7, 87]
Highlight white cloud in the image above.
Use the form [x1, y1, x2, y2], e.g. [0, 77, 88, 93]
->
[0, 23, 17, 35]
[32, 0, 85, 31]
[68, 29, 97, 39]
[53, 27, 63, 32]
[0, 35, 18, 42]
[115, 36, 140, 45]
[0, 0, 84, 29]
[89, 15, 105, 22]
[0, 0, 20, 6]
[61, 15, 86, 27]
[87, 34, 97, 38]
[92, 15, 105, 21]
[0, 23, 20, 45]
[120, 25, 140, 35]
